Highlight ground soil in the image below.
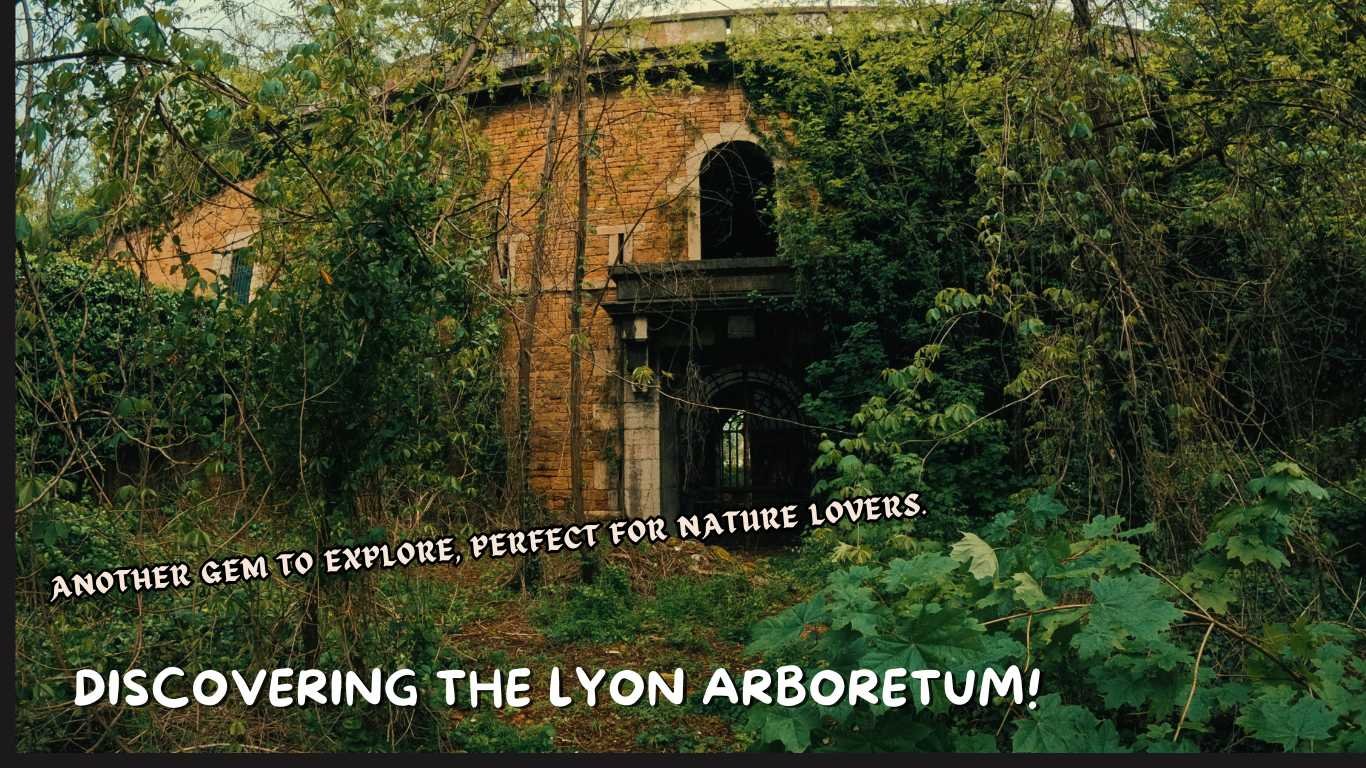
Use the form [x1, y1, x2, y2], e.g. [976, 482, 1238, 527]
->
[431, 540, 790, 752]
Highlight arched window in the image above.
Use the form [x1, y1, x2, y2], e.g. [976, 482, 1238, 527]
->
[698, 141, 776, 260]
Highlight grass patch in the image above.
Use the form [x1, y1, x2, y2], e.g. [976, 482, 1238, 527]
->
[530, 566, 642, 644]
[647, 572, 787, 647]
[449, 714, 554, 752]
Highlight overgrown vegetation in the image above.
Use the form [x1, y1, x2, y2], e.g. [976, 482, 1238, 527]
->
[12, 0, 1366, 754]
[15, 0, 512, 750]
[530, 562, 797, 647]
[727, 0, 1366, 753]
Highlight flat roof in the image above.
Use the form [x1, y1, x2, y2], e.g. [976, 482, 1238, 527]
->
[477, 4, 877, 101]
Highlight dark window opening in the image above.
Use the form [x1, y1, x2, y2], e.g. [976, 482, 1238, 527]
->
[226, 248, 254, 303]
[699, 141, 776, 260]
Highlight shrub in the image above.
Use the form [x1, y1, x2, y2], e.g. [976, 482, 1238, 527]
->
[531, 566, 641, 644]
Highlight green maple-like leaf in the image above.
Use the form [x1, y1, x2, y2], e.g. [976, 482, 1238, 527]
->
[1054, 539, 1142, 580]
[1026, 490, 1067, 525]
[950, 532, 998, 580]
[747, 595, 830, 655]
[1073, 573, 1182, 659]
[832, 607, 882, 638]
[1248, 463, 1328, 500]
[882, 553, 959, 593]
[1012, 572, 1050, 609]
[1178, 554, 1240, 614]
[827, 564, 882, 590]
[747, 703, 822, 752]
[1224, 533, 1291, 569]
[826, 580, 883, 638]
[1092, 647, 1192, 712]
[859, 603, 983, 676]
[1012, 694, 1128, 752]
[1238, 691, 1339, 750]
[1082, 515, 1124, 538]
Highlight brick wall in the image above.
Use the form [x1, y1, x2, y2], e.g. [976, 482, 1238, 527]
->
[124, 79, 760, 521]
[482, 81, 759, 519]
[116, 180, 262, 290]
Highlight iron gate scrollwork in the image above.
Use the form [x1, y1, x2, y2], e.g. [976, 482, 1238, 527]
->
[679, 366, 809, 519]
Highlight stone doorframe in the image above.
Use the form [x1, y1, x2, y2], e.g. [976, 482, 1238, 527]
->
[617, 315, 679, 522]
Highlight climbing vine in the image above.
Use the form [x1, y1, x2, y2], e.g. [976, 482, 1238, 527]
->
[732, 0, 1366, 752]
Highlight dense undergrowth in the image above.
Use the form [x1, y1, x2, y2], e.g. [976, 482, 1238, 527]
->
[14, 0, 1366, 754]
[723, 0, 1366, 753]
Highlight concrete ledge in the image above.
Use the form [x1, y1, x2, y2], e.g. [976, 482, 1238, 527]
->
[604, 256, 795, 315]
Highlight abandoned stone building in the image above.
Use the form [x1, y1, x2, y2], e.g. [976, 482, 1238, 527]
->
[122, 8, 835, 525]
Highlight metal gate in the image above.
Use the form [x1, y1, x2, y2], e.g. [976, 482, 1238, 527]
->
[679, 368, 809, 521]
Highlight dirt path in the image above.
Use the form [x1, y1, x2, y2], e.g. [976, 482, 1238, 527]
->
[428, 541, 803, 752]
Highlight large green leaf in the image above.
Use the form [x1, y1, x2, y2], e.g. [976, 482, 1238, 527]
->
[746, 703, 823, 752]
[859, 603, 983, 675]
[1011, 572, 1049, 609]
[747, 595, 830, 655]
[1073, 574, 1182, 659]
[1237, 690, 1339, 751]
[882, 553, 959, 593]
[950, 532, 998, 580]
[826, 581, 882, 638]
[1012, 694, 1128, 752]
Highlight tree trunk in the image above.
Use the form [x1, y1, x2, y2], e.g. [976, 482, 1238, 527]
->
[569, 0, 599, 583]
[508, 0, 570, 593]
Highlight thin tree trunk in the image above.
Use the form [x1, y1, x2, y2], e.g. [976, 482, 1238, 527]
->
[509, 0, 570, 592]
[446, 0, 507, 92]
[569, 0, 599, 583]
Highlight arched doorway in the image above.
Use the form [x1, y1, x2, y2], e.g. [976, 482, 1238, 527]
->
[698, 141, 777, 260]
[679, 368, 809, 520]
